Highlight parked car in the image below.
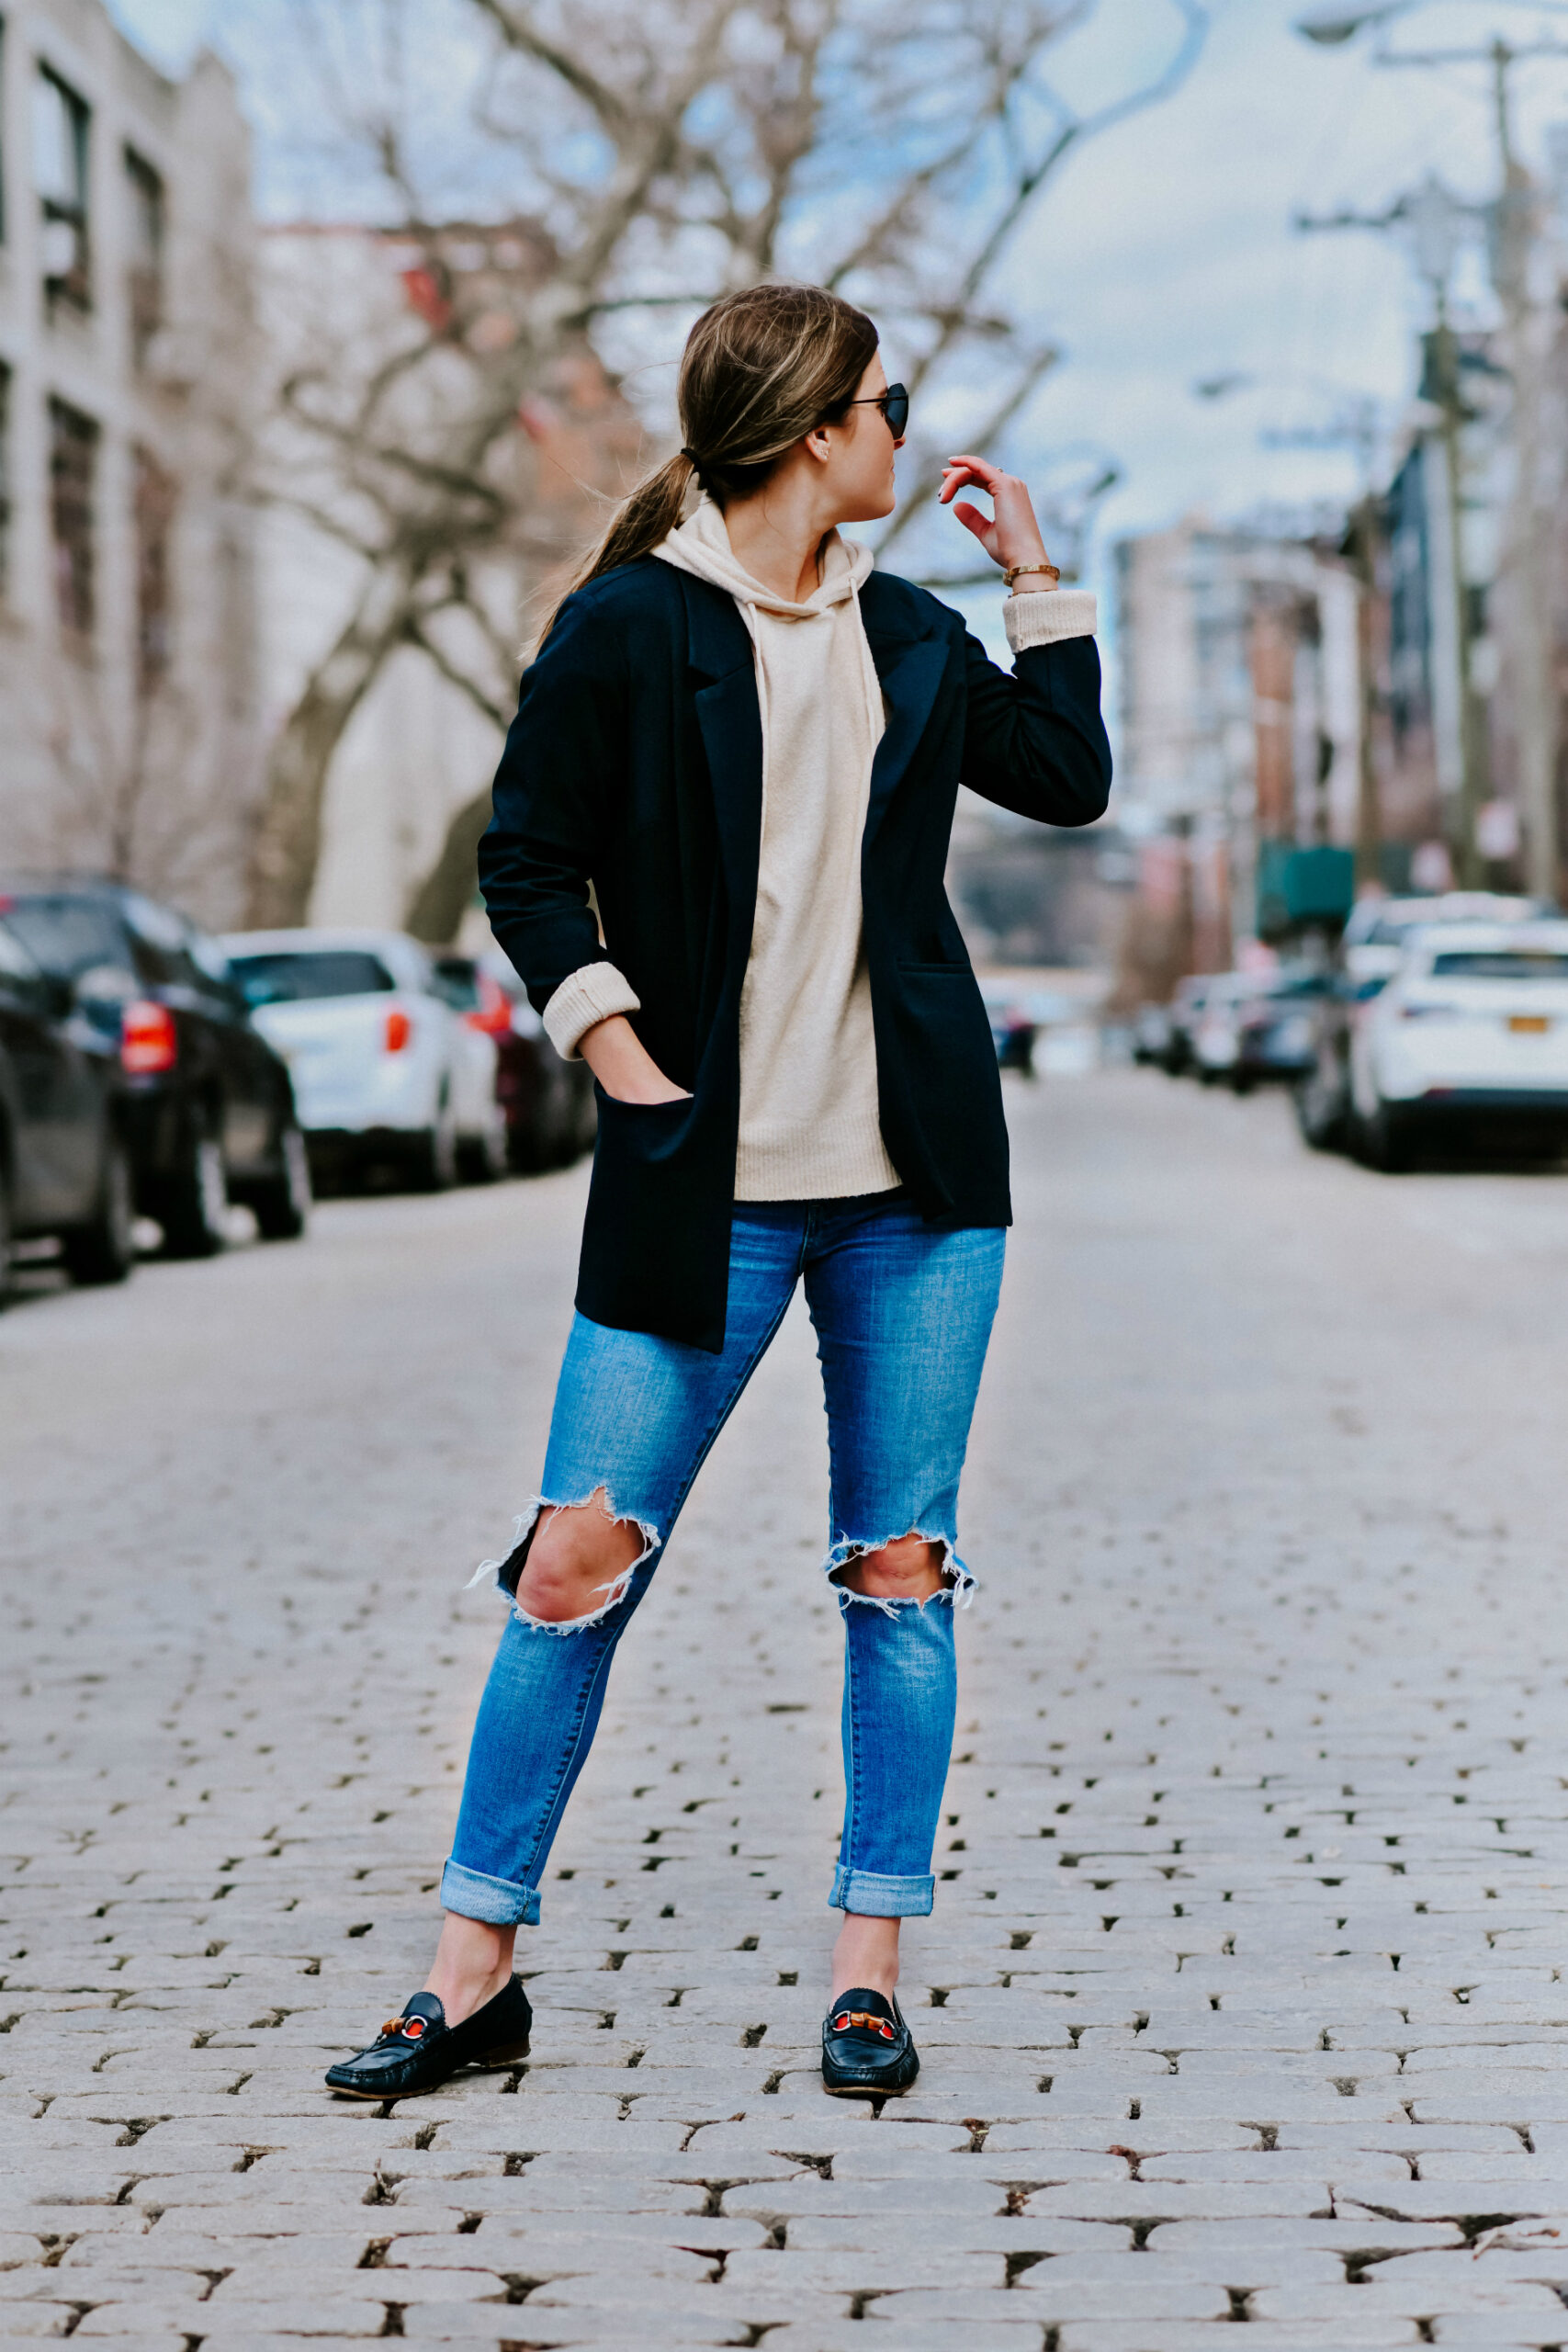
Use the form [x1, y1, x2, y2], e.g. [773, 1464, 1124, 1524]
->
[977, 979, 1039, 1073]
[1294, 891, 1553, 1152]
[1347, 919, 1568, 1169]
[1161, 973, 1221, 1075]
[0, 914, 135, 1300]
[222, 928, 507, 1189]
[0, 878, 309, 1255]
[1193, 967, 1330, 1093]
[1131, 1002, 1173, 1066]
[431, 953, 596, 1172]
[1190, 973, 1264, 1085]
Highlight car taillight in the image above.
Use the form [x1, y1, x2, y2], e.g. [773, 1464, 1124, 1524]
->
[466, 973, 513, 1036]
[121, 1000, 177, 1075]
[384, 1007, 412, 1052]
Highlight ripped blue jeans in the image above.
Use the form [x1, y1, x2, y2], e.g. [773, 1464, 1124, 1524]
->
[442, 1193, 1005, 1929]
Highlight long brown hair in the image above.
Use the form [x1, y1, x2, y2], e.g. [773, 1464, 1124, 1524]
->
[536, 283, 877, 645]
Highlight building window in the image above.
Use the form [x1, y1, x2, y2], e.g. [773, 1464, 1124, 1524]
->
[134, 447, 175, 693]
[125, 149, 164, 368]
[0, 366, 12, 599]
[35, 66, 90, 309]
[49, 398, 97, 637]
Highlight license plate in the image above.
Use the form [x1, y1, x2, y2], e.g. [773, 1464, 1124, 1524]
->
[1509, 1014, 1551, 1034]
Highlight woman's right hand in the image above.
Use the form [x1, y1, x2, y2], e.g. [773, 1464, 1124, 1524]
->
[579, 1014, 692, 1103]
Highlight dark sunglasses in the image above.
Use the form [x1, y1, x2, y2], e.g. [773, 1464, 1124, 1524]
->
[842, 382, 908, 437]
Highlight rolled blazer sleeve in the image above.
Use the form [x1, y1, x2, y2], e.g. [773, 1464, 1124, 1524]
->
[478, 594, 625, 1017]
[959, 610, 1113, 829]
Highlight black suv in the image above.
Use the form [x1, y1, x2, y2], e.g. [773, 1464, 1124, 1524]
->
[0, 915, 134, 1296]
[0, 879, 310, 1256]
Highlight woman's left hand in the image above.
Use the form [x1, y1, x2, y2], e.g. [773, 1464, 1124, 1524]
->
[939, 455, 1053, 581]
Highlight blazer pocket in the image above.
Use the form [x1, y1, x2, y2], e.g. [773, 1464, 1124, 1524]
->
[591, 1080, 693, 1169]
[593, 1082, 691, 1111]
[890, 963, 1003, 1138]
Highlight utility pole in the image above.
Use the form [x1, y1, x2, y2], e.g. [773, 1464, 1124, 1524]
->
[1380, 34, 1563, 894]
[1348, 489, 1382, 891]
[1296, 181, 1487, 885]
[1485, 39, 1558, 901]
[1298, 4, 1568, 899]
[1427, 295, 1487, 888]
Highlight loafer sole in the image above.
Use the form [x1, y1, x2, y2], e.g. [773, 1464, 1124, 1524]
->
[822, 2055, 919, 2098]
[325, 2033, 531, 2099]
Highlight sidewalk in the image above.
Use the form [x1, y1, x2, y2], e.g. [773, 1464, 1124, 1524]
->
[3, 1070, 1567, 2347]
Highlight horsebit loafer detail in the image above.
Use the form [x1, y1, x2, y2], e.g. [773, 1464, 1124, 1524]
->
[324, 1976, 532, 2098]
[820, 1984, 919, 2098]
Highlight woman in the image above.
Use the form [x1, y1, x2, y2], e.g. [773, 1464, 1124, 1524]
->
[326, 283, 1111, 2104]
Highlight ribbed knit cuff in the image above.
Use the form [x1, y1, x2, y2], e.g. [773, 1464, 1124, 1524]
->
[542, 961, 642, 1060]
[1004, 588, 1097, 651]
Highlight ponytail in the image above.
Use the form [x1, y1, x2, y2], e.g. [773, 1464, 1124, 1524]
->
[533, 450, 696, 650]
[532, 284, 876, 653]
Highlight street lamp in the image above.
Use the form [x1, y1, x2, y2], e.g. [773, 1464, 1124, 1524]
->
[1299, 0, 1568, 42]
[1295, 4, 1410, 40]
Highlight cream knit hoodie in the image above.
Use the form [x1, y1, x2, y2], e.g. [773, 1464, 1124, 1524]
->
[540, 496, 1097, 1202]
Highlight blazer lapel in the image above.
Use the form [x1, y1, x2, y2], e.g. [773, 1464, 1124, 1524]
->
[864, 630, 948, 848]
[681, 573, 763, 959]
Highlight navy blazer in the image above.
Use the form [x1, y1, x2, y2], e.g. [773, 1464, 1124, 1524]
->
[479, 557, 1111, 1350]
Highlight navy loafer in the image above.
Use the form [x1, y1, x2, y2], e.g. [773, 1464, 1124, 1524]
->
[325, 1975, 532, 2099]
[821, 1984, 919, 2098]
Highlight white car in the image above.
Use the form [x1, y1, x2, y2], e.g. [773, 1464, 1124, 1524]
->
[1191, 973, 1258, 1082]
[220, 928, 507, 1188]
[1351, 920, 1568, 1168]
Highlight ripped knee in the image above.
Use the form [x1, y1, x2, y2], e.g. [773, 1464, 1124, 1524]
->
[833, 1532, 949, 1601]
[515, 1487, 654, 1626]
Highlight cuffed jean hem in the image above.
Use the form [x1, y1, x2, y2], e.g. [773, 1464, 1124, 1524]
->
[829, 1866, 936, 1917]
[440, 1858, 541, 1928]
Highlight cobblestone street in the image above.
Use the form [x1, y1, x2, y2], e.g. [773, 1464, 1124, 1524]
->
[5, 1068, 1568, 2349]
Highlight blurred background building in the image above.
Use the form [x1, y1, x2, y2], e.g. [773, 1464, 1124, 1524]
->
[0, 0, 259, 922]
[13, 0, 1568, 989]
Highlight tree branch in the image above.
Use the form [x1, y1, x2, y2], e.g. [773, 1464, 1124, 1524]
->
[874, 345, 1061, 557]
[402, 611, 514, 733]
[468, 0, 631, 136]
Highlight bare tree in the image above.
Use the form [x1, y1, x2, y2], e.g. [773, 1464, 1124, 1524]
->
[10, 647, 251, 918]
[243, 0, 1209, 932]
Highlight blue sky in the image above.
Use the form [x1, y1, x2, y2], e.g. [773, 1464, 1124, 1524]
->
[110, 0, 1568, 608]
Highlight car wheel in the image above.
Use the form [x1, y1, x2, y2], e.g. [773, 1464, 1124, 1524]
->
[1294, 1070, 1347, 1153]
[407, 1096, 458, 1193]
[457, 1120, 509, 1184]
[1361, 1100, 1416, 1174]
[249, 1122, 311, 1241]
[62, 1132, 136, 1285]
[0, 1153, 12, 1310]
[159, 1118, 229, 1257]
[504, 1114, 545, 1174]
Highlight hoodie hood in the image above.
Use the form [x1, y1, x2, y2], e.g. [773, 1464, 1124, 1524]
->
[652, 494, 874, 616]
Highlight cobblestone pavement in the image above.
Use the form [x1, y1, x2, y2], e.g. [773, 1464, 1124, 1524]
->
[5, 1068, 1568, 2349]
